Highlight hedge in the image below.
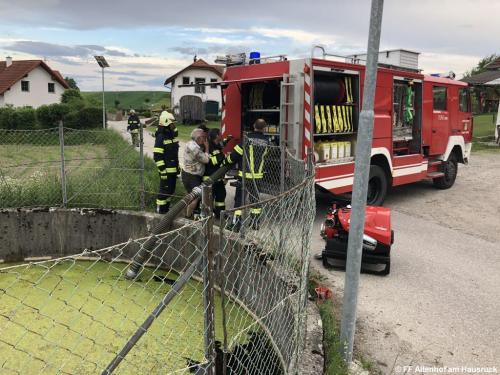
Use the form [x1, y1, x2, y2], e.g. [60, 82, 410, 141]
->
[0, 104, 102, 129]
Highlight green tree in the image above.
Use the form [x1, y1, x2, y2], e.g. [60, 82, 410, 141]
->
[463, 54, 499, 78]
[114, 99, 121, 109]
[64, 77, 79, 91]
[61, 89, 83, 104]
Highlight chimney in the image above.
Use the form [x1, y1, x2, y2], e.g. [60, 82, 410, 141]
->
[6, 56, 12, 67]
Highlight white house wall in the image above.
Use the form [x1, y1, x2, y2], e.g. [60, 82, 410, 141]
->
[2, 66, 65, 108]
[170, 68, 222, 109]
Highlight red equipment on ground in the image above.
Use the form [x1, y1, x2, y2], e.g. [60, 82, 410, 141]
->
[320, 203, 394, 275]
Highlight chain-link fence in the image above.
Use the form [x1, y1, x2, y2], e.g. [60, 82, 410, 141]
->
[0, 124, 162, 210]
[0, 136, 316, 374]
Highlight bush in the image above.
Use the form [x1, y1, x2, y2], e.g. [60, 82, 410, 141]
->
[36, 103, 70, 128]
[0, 106, 36, 129]
[75, 107, 102, 128]
[13, 107, 37, 129]
[0, 106, 15, 129]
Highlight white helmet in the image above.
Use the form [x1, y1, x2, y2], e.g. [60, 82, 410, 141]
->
[129, 109, 135, 114]
[159, 110, 176, 126]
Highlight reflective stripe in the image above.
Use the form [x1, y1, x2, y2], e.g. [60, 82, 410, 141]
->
[215, 201, 225, 207]
[153, 147, 164, 154]
[210, 156, 218, 165]
[164, 139, 179, 144]
[165, 167, 177, 173]
[250, 208, 262, 214]
[202, 176, 210, 181]
[212, 150, 220, 155]
[226, 155, 233, 164]
[234, 210, 242, 216]
[237, 171, 263, 179]
[234, 145, 243, 155]
[156, 160, 165, 167]
[160, 175, 169, 180]
[156, 198, 170, 205]
[131, 129, 139, 133]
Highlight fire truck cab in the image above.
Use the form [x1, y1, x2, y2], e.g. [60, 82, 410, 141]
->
[221, 50, 473, 205]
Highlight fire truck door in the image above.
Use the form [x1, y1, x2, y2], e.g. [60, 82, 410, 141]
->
[430, 86, 449, 155]
[457, 87, 472, 142]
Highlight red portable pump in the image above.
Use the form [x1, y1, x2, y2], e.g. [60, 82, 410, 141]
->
[320, 203, 394, 275]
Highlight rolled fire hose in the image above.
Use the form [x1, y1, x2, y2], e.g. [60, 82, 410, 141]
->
[125, 163, 232, 279]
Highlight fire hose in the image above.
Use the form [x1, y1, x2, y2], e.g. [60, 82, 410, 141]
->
[125, 163, 231, 280]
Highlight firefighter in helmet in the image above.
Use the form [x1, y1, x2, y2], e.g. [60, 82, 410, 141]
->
[224, 118, 271, 230]
[203, 128, 233, 218]
[153, 107, 179, 214]
[127, 109, 141, 147]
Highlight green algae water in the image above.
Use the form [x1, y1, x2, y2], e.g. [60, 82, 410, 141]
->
[0, 260, 254, 374]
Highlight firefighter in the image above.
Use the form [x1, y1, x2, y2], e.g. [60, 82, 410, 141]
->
[224, 118, 271, 230]
[204, 128, 233, 218]
[127, 109, 141, 147]
[153, 109, 179, 214]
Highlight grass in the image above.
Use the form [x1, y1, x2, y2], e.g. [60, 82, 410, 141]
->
[0, 129, 186, 210]
[472, 113, 500, 153]
[308, 276, 348, 375]
[0, 260, 254, 374]
[81, 91, 171, 112]
[473, 112, 497, 138]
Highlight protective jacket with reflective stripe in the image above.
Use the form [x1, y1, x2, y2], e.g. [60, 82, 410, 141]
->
[153, 126, 179, 173]
[127, 115, 141, 133]
[225, 132, 270, 179]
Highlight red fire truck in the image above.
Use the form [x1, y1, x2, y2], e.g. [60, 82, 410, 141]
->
[219, 48, 473, 205]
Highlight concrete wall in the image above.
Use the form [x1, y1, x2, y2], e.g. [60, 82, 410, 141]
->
[0, 208, 159, 261]
[2, 66, 66, 108]
[170, 68, 221, 108]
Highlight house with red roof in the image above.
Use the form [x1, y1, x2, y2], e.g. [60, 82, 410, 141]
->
[0, 57, 69, 108]
[164, 58, 224, 120]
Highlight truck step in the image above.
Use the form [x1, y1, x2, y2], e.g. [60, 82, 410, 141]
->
[427, 172, 444, 179]
[428, 160, 442, 167]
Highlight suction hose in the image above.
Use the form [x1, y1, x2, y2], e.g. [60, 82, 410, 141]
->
[125, 164, 232, 280]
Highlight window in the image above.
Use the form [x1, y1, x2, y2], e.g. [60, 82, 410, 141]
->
[21, 81, 30, 92]
[195, 78, 206, 94]
[182, 77, 190, 85]
[210, 78, 218, 89]
[459, 88, 470, 112]
[433, 86, 447, 111]
[48, 83, 55, 93]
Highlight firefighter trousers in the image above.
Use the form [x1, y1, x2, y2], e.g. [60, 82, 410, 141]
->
[130, 131, 139, 147]
[234, 178, 262, 224]
[157, 172, 177, 214]
[213, 181, 226, 218]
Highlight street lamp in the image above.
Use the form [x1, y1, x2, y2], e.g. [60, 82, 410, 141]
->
[94, 55, 109, 129]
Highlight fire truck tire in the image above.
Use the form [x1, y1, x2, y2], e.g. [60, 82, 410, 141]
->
[433, 153, 458, 189]
[367, 165, 388, 206]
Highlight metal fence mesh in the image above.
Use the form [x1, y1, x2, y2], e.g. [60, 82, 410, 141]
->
[0, 126, 153, 210]
[0, 135, 316, 374]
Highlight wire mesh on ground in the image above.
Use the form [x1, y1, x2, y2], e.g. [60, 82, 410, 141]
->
[0, 126, 173, 210]
[0, 137, 316, 374]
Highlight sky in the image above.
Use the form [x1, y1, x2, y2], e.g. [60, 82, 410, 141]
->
[0, 0, 498, 91]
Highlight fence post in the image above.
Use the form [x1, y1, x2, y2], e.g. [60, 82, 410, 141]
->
[340, 0, 384, 365]
[139, 123, 145, 211]
[58, 120, 68, 208]
[201, 185, 216, 374]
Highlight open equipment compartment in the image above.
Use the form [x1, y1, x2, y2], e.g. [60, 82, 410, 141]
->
[392, 77, 422, 155]
[312, 69, 360, 165]
[241, 79, 281, 143]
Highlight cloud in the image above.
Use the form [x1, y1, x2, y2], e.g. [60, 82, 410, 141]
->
[3, 40, 131, 58]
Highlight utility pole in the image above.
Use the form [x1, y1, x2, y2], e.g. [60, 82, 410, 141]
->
[340, 0, 384, 365]
[94, 56, 109, 129]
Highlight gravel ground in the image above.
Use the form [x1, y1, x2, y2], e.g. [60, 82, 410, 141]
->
[310, 152, 500, 371]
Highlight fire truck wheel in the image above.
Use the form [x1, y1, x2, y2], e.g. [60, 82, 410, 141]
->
[433, 153, 458, 189]
[367, 165, 388, 206]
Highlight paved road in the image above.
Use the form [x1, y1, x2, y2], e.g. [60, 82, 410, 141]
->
[310, 153, 500, 371]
